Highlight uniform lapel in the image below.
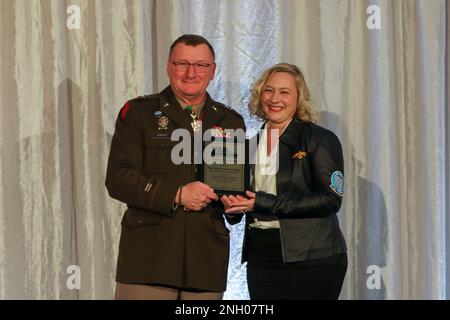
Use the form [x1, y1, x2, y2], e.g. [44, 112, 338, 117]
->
[158, 86, 193, 132]
[201, 93, 227, 132]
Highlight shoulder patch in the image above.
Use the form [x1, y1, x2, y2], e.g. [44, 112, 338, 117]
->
[120, 94, 159, 120]
[120, 102, 132, 120]
[330, 171, 344, 196]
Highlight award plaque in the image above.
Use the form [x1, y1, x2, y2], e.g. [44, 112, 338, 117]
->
[198, 138, 251, 196]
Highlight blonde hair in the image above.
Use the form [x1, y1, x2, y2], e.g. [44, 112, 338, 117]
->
[248, 63, 317, 123]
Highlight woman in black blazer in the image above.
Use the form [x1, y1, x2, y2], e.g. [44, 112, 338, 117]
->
[221, 63, 347, 300]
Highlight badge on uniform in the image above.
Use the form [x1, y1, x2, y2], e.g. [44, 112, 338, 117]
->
[211, 125, 231, 138]
[157, 116, 169, 130]
[187, 111, 201, 132]
[330, 171, 344, 196]
[155, 110, 168, 131]
[154, 111, 162, 118]
[191, 118, 202, 132]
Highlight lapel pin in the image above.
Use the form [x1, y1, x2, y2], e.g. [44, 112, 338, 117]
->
[163, 103, 169, 108]
[292, 151, 307, 159]
[154, 111, 162, 118]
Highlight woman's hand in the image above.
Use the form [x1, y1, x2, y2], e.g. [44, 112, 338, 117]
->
[220, 191, 256, 214]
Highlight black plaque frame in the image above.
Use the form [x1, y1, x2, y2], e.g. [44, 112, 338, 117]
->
[197, 138, 251, 196]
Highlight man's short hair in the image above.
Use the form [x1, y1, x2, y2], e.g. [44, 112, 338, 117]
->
[169, 34, 215, 59]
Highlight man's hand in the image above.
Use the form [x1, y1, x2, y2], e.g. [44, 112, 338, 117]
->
[176, 181, 219, 211]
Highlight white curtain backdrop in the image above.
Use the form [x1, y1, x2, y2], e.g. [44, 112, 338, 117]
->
[0, 0, 448, 299]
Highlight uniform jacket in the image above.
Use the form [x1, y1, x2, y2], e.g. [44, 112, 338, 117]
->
[105, 86, 245, 291]
[242, 118, 347, 263]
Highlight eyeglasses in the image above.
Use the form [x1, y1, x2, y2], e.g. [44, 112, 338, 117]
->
[170, 60, 214, 73]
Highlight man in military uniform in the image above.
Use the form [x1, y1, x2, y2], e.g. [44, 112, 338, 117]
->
[106, 34, 245, 299]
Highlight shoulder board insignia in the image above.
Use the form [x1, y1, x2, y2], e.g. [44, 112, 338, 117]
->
[214, 103, 232, 111]
[226, 105, 244, 118]
[210, 103, 244, 119]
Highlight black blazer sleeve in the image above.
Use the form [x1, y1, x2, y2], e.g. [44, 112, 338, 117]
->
[254, 129, 344, 218]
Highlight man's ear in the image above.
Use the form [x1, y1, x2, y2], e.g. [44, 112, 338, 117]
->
[166, 60, 171, 76]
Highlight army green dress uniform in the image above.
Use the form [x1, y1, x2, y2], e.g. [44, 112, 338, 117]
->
[106, 86, 245, 292]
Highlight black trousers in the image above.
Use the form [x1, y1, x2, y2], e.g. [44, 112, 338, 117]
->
[246, 228, 347, 300]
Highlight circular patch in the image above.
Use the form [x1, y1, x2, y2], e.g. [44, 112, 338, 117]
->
[157, 116, 169, 130]
[330, 171, 344, 196]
